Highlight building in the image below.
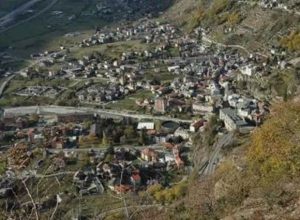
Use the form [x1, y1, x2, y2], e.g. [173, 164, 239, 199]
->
[90, 123, 102, 136]
[192, 102, 214, 113]
[174, 127, 189, 139]
[137, 122, 155, 130]
[154, 98, 167, 113]
[240, 65, 254, 76]
[141, 148, 158, 162]
[219, 108, 247, 131]
[189, 120, 206, 133]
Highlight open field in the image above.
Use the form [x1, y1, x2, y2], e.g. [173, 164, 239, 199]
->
[69, 40, 153, 60]
[0, 0, 28, 17]
[0, 0, 107, 59]
[106, 90, 155, 111]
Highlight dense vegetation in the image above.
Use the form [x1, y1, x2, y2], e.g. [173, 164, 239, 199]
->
[189, 0, 238, 29]
[280, 31, 300, 52]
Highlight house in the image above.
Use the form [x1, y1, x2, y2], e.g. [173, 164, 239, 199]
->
[175, 155, 184, 168]
[163, 152, 176, 163]
[141, 148, 158, 162]
[174, 127, 189, 139]
[131, 170, 141, 188]
[51, 137, 64, 149]
[16, 117, 28, 129]
[108, 177, 132, 194]
[240, 65, 254, 76]
[114, 184, 132, 194]
[190, 120, 205, 132]
[154, 98, 167, 113]
[192, 102, 214, 113]
[219, 108, 247, 131]
[90, 123, 102, 137]
[168, 65, 180, 72]
[137, 122, 154, 130]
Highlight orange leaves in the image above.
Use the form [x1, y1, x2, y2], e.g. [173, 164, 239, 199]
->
[247, 101, 300, 181]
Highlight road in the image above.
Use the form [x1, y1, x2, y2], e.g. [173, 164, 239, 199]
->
[201, 132, 234, 176]
[46, 143, 163, 154]
[202, 35, 269, 58]
[0, 74, 16, 98]
[3, 105, 193, 123]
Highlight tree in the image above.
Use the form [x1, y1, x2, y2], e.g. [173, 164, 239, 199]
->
[138, 128, 147, 145]
[247, 101, 300, 183]
[280, 31, 300, 52]
[154, 120, 162, 131]
[29, 113, 39, 125]
[83, 120, 92, 130]
[124, 126, 136, 139]
[102, 131, 108, 146]
[227, 12, 241, 26]
[106, 145, 115, 156]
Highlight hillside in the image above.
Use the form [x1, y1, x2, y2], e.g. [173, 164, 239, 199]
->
[129, 100, 300, 220]
[0, 0, 300, 219]
[165, 0, 300, 57]
[0, 0, 172, 59]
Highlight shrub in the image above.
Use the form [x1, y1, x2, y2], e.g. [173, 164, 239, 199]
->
[280, 31, 300, 52]
[227, 12, 241, 26]
[147, 182, 187, 203]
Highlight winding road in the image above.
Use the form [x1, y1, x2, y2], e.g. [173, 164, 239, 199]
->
[202, 35, 269, 58]
[0, 74, 16, 98]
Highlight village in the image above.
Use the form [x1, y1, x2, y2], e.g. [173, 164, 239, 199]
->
[7, 19, 278, 124]
[0, 7, 298, 214]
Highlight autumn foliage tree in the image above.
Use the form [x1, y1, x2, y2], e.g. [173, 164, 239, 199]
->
[247, 101, 300, 183]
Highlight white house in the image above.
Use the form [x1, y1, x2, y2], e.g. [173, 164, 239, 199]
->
[137, 122, 155, 130]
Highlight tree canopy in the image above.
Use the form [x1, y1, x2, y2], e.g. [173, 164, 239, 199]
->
[247, 101, 300, 182]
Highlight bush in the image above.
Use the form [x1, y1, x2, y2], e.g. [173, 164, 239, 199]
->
[280, 31, 300, 52]
[0, 160, 6, 175]
[147, 182, 188, 204]
[227, 12, 241, 26]
[210, 0, 232, 16]
[190, 7, 206, 28]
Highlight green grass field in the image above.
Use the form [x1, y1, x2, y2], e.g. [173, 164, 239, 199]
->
[106, 90, 155, 111]
[0, 0, 27, 17]
[0, 0, 107, 59]
[69, 40, 152, 60]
